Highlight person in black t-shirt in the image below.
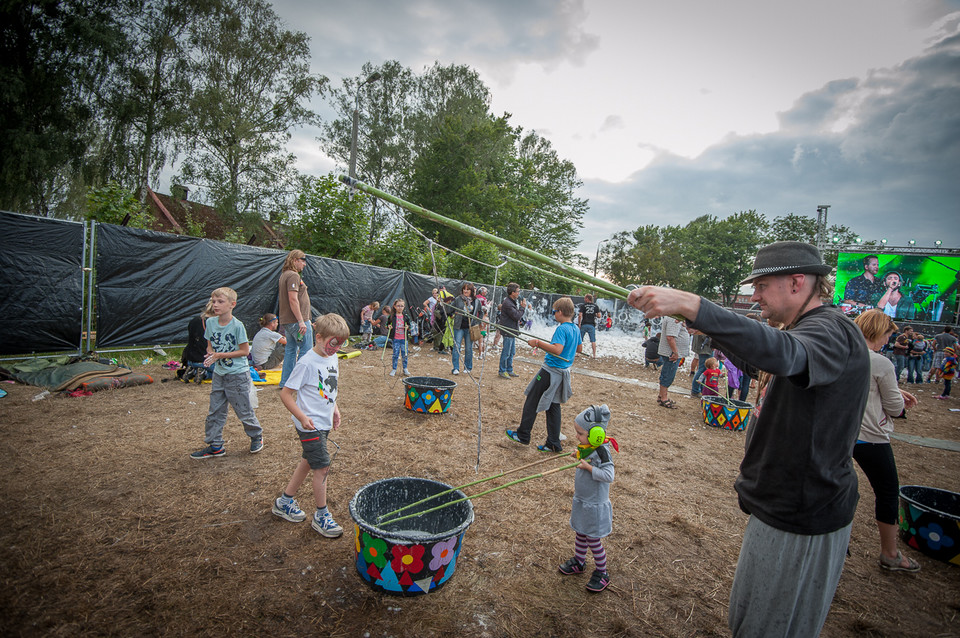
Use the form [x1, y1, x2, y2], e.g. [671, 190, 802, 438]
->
[577, 294, 600, 357]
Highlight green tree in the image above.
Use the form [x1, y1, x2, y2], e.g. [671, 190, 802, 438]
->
[407, 111, 517, 251]
[367, 226, 425, 273]
[85, 181, 150, 227]
[322, 60, 417, 243]
[603, 227, 677, 288]
[769, 213, 817, 243]
[176, 0, 326, 226]
[511, 130, 586, 264]
[683, 211, 769, 305]
[0, 0, 126, 216]
[443, 239, 503, 283]
[287, 174, 368, 261]
[93, 0, 203, 202]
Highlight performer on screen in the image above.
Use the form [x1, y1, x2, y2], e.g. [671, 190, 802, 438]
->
[841, 255, 885, 313]
[875, 272, 915, 320]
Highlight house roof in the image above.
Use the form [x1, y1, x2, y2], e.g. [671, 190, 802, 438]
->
[144, 188, 286, 249]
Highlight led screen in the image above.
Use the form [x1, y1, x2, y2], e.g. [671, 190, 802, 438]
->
[835, 252, 960, 323]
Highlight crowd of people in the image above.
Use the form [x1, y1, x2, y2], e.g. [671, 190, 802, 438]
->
[181, 241, 955, 631]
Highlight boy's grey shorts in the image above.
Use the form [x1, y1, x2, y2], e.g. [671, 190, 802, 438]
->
[297, 428, 331, 469]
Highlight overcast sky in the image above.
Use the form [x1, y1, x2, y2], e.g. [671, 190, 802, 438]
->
[234, 0, 960, 257]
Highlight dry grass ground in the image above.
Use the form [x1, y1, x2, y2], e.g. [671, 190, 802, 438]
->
[1, 345, 958, 637]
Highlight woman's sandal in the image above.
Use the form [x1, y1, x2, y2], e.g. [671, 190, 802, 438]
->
[657, 397, 678, 409]
[879, 550, 921, 573]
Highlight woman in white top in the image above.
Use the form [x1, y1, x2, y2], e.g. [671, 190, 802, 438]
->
[852, 309, 920, 572]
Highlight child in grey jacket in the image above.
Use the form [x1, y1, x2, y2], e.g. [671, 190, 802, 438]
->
[558, 404, 617, 592]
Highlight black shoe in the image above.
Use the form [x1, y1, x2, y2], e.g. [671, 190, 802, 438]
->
[558, 557, 585, 575]
[586, 569, 610, 592]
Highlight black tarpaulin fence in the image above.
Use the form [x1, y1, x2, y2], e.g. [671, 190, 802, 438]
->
[0, 212, 598, 356]
[0, 211, 85, 355]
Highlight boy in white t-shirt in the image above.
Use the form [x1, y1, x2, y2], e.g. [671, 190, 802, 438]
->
[272, 313, 350, 538]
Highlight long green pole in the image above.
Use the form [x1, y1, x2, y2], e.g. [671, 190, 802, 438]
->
[378, 462, 580, 526]
[375, 454, 569, 523]
[340, 176, 630, 301]
[502, 255, 610, 297]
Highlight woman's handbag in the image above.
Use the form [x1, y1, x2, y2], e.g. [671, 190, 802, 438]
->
[469, 324, 482, 342]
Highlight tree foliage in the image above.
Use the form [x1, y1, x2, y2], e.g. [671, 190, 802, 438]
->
[85, 181, 150, 227]
[287, 174, 368, 262]
[176, 0, 325, 227]
[0, 0, 126, 216]
[93, 0, 204, 202]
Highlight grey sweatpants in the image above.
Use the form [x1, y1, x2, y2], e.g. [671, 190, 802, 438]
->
[728, 515, 851, 638]
[204, 372, 262, 447]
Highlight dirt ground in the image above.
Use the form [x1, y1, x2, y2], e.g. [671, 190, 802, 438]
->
[1, 343, 959, 637]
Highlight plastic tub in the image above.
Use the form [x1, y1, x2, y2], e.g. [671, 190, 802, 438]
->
[402, 376, 457, 413]
[700, 396, 752, 431]
[899, 485, 959, 566]
[349, 477, 474, 595]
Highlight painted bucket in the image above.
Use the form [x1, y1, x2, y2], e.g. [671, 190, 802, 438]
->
[700, 396, 752, 431]
[898, 485, 960, 566]
[349, 477, 475, 595]
[403, 376, 457, 413]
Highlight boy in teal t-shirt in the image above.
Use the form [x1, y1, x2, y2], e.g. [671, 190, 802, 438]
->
[190, 286, 264, 459]
[506, 297, 582, 452]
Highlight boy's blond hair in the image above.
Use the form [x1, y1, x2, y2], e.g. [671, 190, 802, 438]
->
[211, 287, 237, 303]
[314, 313, 350, 341]
[705, 357, 718, 369]
[369, 301, 380, 310]
[553, 296, 575, 318]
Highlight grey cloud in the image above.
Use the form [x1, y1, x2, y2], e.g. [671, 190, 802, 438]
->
[600, 115, 624, 132]
[273, 0, 598, 81]
[579, 24, 960, 252]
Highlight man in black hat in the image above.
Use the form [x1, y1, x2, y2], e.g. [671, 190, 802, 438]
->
[628, 241, 870, 638]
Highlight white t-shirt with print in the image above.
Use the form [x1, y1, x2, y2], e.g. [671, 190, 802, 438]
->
[284, 348, 339, 432]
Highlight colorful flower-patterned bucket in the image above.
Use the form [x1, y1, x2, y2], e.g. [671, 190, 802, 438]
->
[899, 485, 960, 566]
[700, 396, 752, 431]
[402, 376, 457, 413]
[349, 477, 474, 595]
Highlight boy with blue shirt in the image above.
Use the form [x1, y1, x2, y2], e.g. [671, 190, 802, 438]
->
[190, 287, 264, 459]
[506, 297, 581, 452]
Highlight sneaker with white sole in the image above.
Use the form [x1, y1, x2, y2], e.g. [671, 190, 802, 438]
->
[312, 511, 343, 538]
[190, 444, 225, 460]
[390, 369, 397, 377]
[249, 436, 264, 454]
[403, 368, 410, 376]
[452, 369, 460, 375]
[272, 496, 306, 523]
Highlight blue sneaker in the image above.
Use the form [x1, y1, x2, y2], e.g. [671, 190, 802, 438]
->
[272, 496, 306, 523]
[505, 429, 527, 445]
[249, 436, 264, 454]
[312, 511, 343, 538]
[190, 445, 224, 460]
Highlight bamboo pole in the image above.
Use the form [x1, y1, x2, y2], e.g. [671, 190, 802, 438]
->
[435, 299, 572, 362]
[502, 255, 611, 296]
[375, 454, 570, 523]
[378, 461, 580, 526]
[339, 176, 630, 301]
